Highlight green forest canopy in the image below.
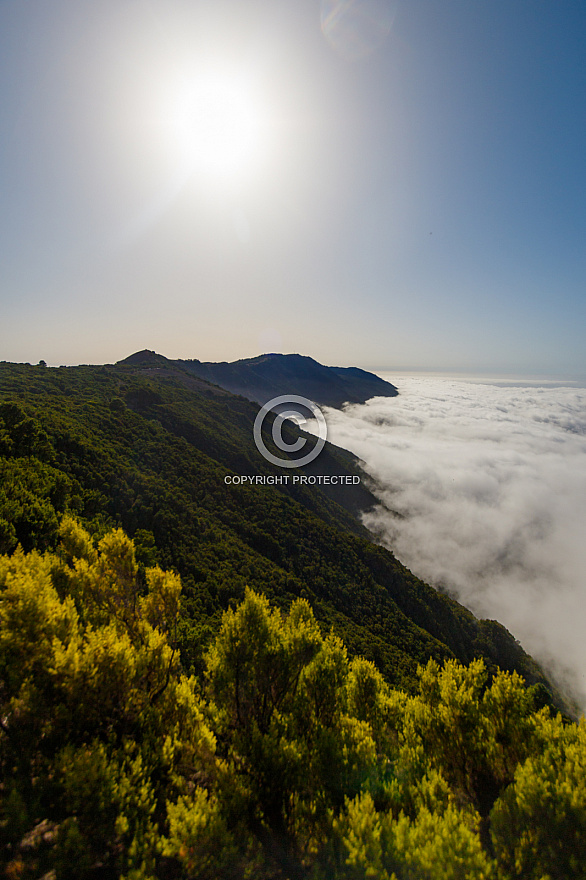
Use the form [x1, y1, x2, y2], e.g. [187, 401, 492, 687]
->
[1, 520, 584, 879]
[0, 361, 554, 700]
[1, 358, 582, 877]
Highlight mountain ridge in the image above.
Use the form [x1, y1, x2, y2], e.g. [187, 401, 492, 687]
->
[117, 349, 399, 408]
[0, 355, 563, 714]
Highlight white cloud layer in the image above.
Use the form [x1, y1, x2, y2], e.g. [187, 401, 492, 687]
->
[321, 377, 586, 711]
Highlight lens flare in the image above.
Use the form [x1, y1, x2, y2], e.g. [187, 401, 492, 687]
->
[321, 0, 397, 61]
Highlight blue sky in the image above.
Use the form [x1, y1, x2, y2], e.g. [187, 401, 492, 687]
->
[1, 0, 585, 375]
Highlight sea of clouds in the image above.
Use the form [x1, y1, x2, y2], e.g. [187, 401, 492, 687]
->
[320, 375, 586, 712]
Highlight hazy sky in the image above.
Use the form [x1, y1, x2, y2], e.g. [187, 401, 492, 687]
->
[1, 0, 585, 373]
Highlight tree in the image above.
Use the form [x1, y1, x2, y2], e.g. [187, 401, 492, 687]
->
[0, 520, 215, 879]
[491, 713, 586, 879]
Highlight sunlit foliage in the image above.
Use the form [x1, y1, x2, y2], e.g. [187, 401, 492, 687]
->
[0, 360, 552, 696]
[0, 522, 584, 878]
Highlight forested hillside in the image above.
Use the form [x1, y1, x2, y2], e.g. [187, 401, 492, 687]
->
[1, 522, 583, 879]
[2, 357, 582, 878]
[0, 359, 549, 693]
[155, 350, 399, 407]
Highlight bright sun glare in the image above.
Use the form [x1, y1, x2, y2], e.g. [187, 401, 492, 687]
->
[171, 70, 265, 184]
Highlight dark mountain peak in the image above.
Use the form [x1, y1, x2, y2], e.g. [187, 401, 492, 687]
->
[115, 350, 397, 408]
[231, 352, 318, 369]
[175, 352, 398, 408]
[117, 350, 170, 366]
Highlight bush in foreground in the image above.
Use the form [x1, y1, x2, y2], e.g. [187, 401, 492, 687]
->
[0, 519, 584, 879]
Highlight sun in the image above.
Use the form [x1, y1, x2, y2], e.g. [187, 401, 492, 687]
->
[170, 69, 266, 185]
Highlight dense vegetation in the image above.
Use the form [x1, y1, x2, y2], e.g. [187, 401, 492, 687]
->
[0, 360, 551, 696]
[1, 357, 580, 877]
[1, 522, 584, 879]
[156, 350, 398, 407]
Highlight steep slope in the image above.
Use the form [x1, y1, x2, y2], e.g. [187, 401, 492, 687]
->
[146, 350, 400, 407]
[0, 358, 555, 701]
